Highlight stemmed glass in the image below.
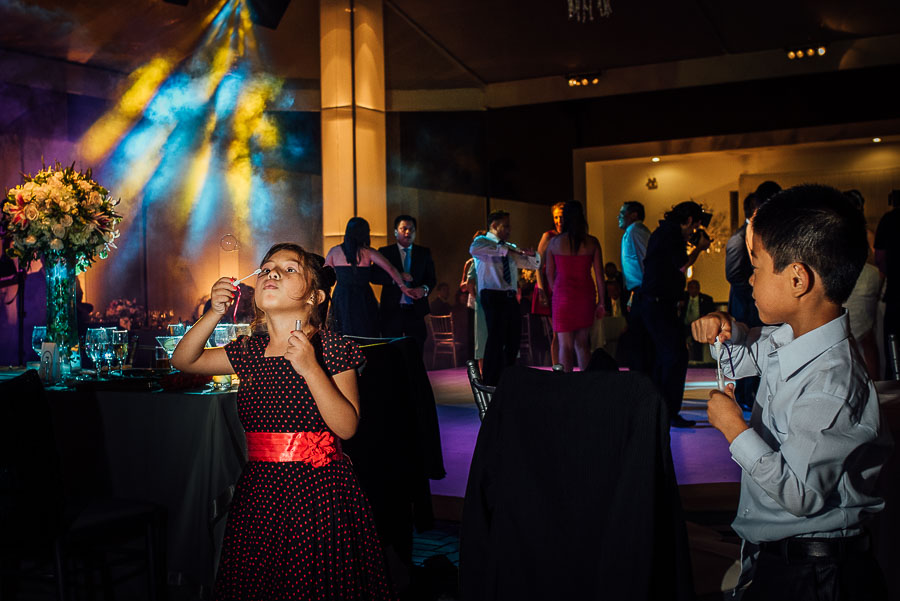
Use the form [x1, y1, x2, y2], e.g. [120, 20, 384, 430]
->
[85, 328, 109, 377]
[111, 330, 129, 376]
[167, 323, 186, 336]
[31, 326, 47, 360]
[155, 336, 181, 371]
[102, 327, 117, 374]
[213, 324, 233, 348]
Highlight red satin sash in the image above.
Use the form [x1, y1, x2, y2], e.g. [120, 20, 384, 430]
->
[245, 431, 341, 467]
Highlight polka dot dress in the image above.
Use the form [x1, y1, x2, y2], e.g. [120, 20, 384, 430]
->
[215, 330, 393, 600]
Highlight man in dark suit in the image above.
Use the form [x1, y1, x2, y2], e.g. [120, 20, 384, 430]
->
[371, 215, 437, 354]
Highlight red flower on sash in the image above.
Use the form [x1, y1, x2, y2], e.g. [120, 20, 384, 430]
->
[297, 431, 337, 467]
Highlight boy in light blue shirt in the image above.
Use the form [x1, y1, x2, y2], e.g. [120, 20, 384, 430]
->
[692, 184, 892, 601]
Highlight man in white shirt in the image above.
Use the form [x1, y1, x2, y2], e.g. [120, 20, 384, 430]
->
[470, 210, 541, 386]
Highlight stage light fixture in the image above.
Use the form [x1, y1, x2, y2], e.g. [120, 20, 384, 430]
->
[873, 137, 882, 143]
[247, 0, 291, 29]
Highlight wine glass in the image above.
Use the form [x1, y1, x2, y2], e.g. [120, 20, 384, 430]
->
[213, 325, 231, 348]
[102, 327, 117, 373]
[155, 336, 181, 371]
[31, 326, 47, 360]
[234, 323, 252, 339]
[111, 330, 128, 376]
[85, 328, 109, 377]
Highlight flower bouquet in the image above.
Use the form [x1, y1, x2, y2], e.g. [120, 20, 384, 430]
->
[1, 162, 122, 369]
[105, 298, 147, 330]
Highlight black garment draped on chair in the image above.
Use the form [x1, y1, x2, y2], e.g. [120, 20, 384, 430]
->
[342, 336, 446, 565]
[460, 366, 693, 601]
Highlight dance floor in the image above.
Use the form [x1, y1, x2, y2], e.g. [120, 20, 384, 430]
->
[426, 366, 742, 500]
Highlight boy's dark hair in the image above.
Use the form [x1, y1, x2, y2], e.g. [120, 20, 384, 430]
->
[394, 214, 417, 229]
[622, 201, 645, 221]
[752, 184, 867, 304]
[487, 210, 510, 230]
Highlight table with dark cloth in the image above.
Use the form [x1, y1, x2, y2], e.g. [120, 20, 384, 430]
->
[47, 385, 246, 594]
[461, 366, 693, 601]
[343, 335, 446, 565]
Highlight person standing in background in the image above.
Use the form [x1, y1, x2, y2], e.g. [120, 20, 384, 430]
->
[875, 189, 900, 378]
[726, 181, 781, 409]
[639, 201, 711, 428]
[544, 201, 606, 372]
[470, 211, 540, 386]
[617, 201, 653, 373]
[532, 202, 565, 366]
[371, 215, 437, 355]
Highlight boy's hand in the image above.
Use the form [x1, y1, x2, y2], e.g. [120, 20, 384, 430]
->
[691, 311, 733, 344]
[707, 383, 749, 444]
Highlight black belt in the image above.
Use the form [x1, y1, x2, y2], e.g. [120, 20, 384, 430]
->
[758, 533, 870, 560]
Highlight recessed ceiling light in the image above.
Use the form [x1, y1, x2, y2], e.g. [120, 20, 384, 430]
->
[873, 137, 882, 143]
[817, 46, 826, 56]
[651, 157, 660, 163]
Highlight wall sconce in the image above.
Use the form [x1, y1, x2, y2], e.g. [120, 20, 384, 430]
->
[646, 177, 658, 190]
[786, 45, 826, 60]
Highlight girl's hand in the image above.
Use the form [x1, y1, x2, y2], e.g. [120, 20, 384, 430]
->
[284, 330, 319, 378]
[691, 311, 733, 344]
[210, 277, 237, 315]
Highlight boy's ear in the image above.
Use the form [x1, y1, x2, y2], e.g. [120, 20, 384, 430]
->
[789, 262, 813, 298]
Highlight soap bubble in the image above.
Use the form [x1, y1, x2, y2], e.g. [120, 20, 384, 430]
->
[220, 234, 239, 252]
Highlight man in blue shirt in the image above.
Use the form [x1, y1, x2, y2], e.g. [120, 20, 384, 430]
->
[617, 201, 653, 373]
[693, 185, 892, 601]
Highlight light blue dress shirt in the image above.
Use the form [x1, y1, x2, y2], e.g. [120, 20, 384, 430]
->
[714, 313, 892, 548]
[620, 220, 650, 291]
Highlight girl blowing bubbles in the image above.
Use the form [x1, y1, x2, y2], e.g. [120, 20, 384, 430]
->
[171, 243, 393, 600]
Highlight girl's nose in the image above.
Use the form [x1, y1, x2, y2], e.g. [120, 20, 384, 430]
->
[268, 270, 280, 279]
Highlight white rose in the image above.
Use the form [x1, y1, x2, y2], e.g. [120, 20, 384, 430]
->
[24, 204, 39, 221]
[33, 186, 48, 202]
[24, 235, 37, 245]
[23, 182, 35, 192]
[52, 223, 67, 238]
[89, 191, 101, 206]
[60, 214, 73, 227]
[50, 238, 64, 251]
[53, 171, 63, 179]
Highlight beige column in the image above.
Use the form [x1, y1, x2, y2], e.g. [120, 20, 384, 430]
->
[320, 0, 387, 253]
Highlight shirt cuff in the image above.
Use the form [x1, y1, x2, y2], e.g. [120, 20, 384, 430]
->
[729, 428, 770, 472]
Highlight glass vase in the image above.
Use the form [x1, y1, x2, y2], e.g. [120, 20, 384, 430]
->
[44, 251, 81, 374]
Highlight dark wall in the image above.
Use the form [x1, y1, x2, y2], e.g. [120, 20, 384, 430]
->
[388, 63, 900, 205]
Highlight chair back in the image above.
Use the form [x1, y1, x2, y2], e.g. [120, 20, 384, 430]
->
[0, 370, 66, 548]
[427, 314, 458, 367]
[465, 359, 495, 421]
[461, 366, 693, 600]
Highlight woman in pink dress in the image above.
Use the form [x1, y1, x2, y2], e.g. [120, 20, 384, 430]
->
[544, 201, 606, 372]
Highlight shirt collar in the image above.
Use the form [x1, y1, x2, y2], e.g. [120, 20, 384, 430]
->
[486, 231, 501, 243]
[775, 312, 850, 380]
[397, 242, 411, 252]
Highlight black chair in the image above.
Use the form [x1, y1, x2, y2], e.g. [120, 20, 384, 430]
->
[465, 360, 495, 421]
[0, 370, 167, 600]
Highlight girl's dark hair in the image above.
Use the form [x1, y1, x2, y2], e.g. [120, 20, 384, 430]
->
[561, 200, 588, 254]
[251, 243, 336, 332]
[751, 184, 867, 304]
[340, 217, 371, 267]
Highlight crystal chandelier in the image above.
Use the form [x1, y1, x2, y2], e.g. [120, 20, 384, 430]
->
[568, 0, 612, 22]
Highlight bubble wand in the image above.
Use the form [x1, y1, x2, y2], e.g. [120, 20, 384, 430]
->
[229, 269, 261, 321]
